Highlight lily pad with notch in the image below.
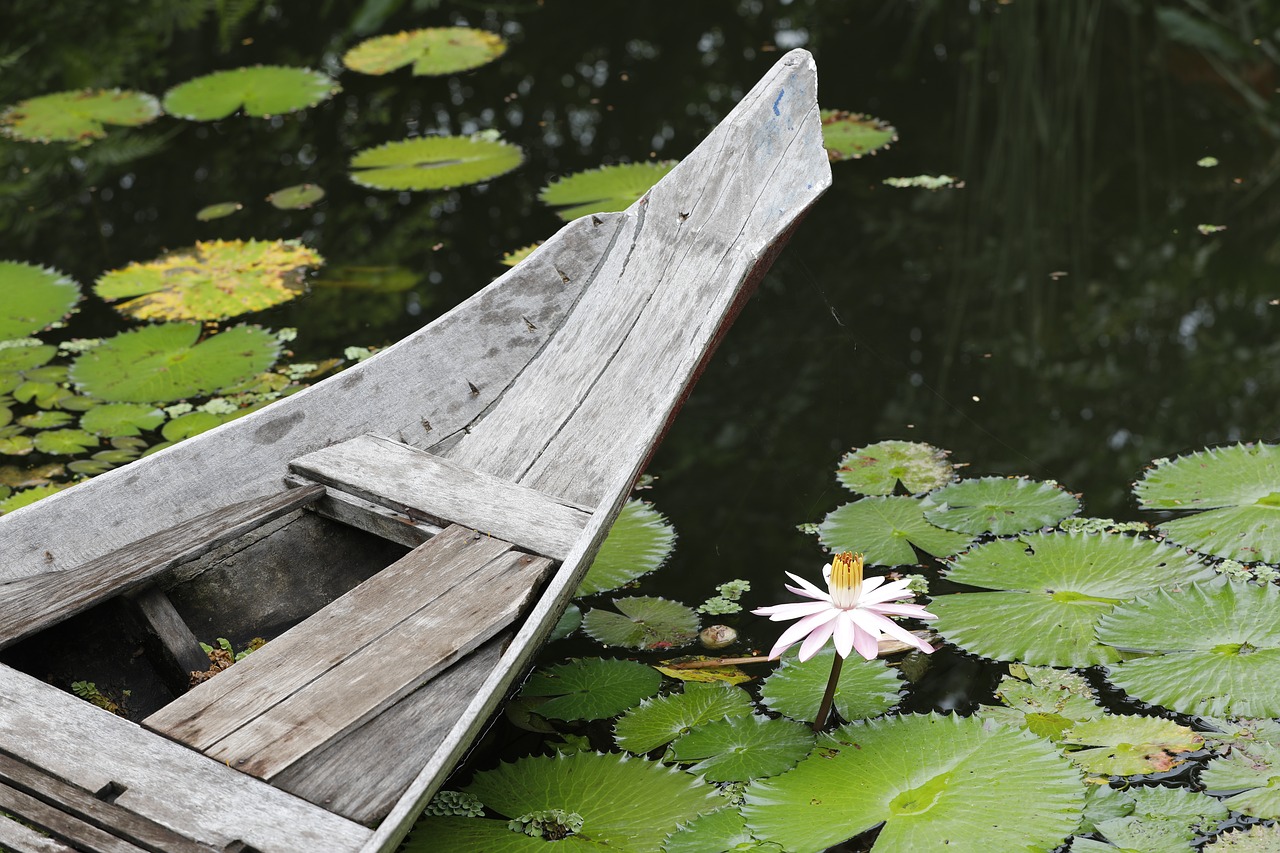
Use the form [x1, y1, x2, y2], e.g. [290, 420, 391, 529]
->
[614, 681, 754, 754]
[665, 714, 814, 782]
[1059, 714, 1204, 777]
[539, 162, 677, 221]
[79, 403, 165, 437]
[818, 495, 974, 567]
[0, 262, 81, 338]
[835, 440, 956, 496]
[342, 27, 507, 76]
[0, 345, 57, 396]
[760, 647, 904, 723]
[519, 657, 661, 721]
[577, 498, 676, 595]
[164, 66, 338, 120]
[33, 428, 98, 455]
[16, 411, 73, 430]
[349, 135, 523, 191]
[582, 596, 699, 650]
[922, 477, 1080, 535]
[0, 89, 160, 143]
[1071, 786, 1228, 853]
[1201, 739, 1280, 818]
[979, 663, 1102, 740]
[820, 110, 897, 161]
[663, 807, 755, 853]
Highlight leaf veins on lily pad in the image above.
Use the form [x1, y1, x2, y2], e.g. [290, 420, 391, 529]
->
[519, 657, 661, 721]
[743, 713, 1083, 853]
[1060, 715, 1204, 777]
[1201, 740, 1280, 818]
[349, 135, 523, 191]
[539, 162, 677, 221]
[1207, 824, 1280, 852]
[665, 714, 814, 782]
[0, 262, 81, 338]
[79, 403, 165, 437]
[819, 495, 974, 567]
[342, 27, 507, 76]
[577, 498, 676, 595]
[70, 323, 280, 403]
[614, 682, 754, 754]
[760, 647, 903, 724]
[583, 596, 698, 650]
[163, 66, 338, 120]
[980, 663, 1102, 740]
[930, 532, 1216, 667]
[0, 89, 160, 143]
[836, 440, 956, 496]
[95, 239, 321, 322]
[819, 110, 897, 161]
[922, 476, 1080, 535]
[1072, 786, 1228, 853]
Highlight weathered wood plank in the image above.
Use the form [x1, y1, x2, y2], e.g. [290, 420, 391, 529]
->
[0, 753, 215, 853]
[290, 434, 591, 560]
[0, 664, 370, 853]
[0, 485, 325, 651]
[205, 552, 550, 780]
[144, 525, 512, 750]
[0, 813, 77, 853]
[125, 588, 210, 695]
[283, 473, 439, 548]
[271, 636, 507, 824]
[0, 783, 149, 853]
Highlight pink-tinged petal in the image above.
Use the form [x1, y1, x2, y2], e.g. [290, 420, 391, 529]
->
[832, 612, 857, 659]
[769, 609, 840, 659]
[797, 619, 837, 661]
[851, 609, 934, 653]
[785, 572, 831, 601]
[852, 623, 880, 660]
[860, 575, 886, 595]
[859, 580, 918, 605]
[868, 602, 937, 620]
[753, 600, 837, 621]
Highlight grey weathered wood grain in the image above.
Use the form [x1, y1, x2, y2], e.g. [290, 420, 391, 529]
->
[0, 665, 370, 852]
[290, 434, 591, 559]
[0, 783, 149, 853]
[126, 588, 210, 694]
[0, 813, 78, 853]
[0, 484, 324, 650]
[283, 473, 440, 548]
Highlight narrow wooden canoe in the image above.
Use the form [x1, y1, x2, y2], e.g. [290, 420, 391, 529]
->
[0, 49, 830, 853]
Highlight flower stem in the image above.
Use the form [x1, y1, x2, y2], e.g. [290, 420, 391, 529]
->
[812, 653, 844, 732]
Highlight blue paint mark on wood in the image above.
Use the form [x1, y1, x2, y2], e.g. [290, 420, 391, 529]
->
[773, 89, 785, 116]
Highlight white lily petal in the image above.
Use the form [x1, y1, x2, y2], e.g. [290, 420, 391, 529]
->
[852, 623, 880, 660]
[869, 602, 937, 620]
[851, 608, 934, 653]
[753, 600, 837, 621]
[859, 580, 917, 606]
[785, 571, 831, 601]
[833, 612, 857, 659]
[860, 575, 886, 595]
[768, 608, 840, 659]
[798, 619, 837, 661]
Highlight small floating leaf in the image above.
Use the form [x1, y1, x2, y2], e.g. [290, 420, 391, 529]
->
[17, 411, 73, 430]
[70, 323, 281, 403]
[835, 440, 956, 496]
[577, 499, 676, 595]
[760, 647, 903, 723]
[1208, 824, 1280, 851]
[1077, 786, 1227, 853]
[818, 495, 974, 566]
[195, 201, 243, 221]
[819, 109, 896, 161]
[0, 89, 160, 143]
[614, 682, 754, 754]
[0, 344, 57, 395]
[922, 477, 1080, 535]
[519, 657, 661, 721]
[163, 66, 338, 120]
[0, 262, 81, 339]
[266, 183, 325, 209]
[0, 483, 69, 514]
[95, 239, 321, 322]
[32, 428, 97, 455]
[349, 135, 523, 191]
[343, 27, 507, 76]
[980, 664, 1102, 740]
[582, 596, 699, 650]
[666, 714, 814, 782]
[162, 410, 232, 441]
[1060, 715, 1204, 777]
[539, 162, 677, 221]
[79, 403, 165, 437]
[547, 604, 581, 642]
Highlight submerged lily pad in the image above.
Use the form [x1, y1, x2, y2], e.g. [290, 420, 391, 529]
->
[582, 596, 698, 650]
[577, 499, 676, 595]
[836, 440, 955, 496]
[79, 403, 165, 437]
[0, 89, 160, 143]
[315, 265, 419, 292]
[1208, 824, 1280, 851]
[818, 495, 974, 567]
[930, 532, 1215, 667]
[349, 135, 523, 191]
[820, 110, 897, 161]
[343, 27, 507, 76]
[70, 323, 280, 403]
[163, 66, 338, 120]
[760, 647, 904, 723]
[519, 657, 661, 721]
[0, 262, 80, 338]
[195, 201, 242, 221]
[1098, 582, 1280, 718]
[743, 713, 1084, 852]
[980, 664, 1102, 740]
[266, 183, 325, 210]
[666, 714, 814, 782]
[539, 162, 677, 221]
[1060, 715, 1204, 777]
[614, 682, 754, 754]
[922, 477, 1080, 535]
[95, 239, 321, 322]
[1201, 740, 1280, 818]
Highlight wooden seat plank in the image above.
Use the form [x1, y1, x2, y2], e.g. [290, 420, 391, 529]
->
[0, 484, 325, 651]
[289, 434, 591, 559]
[0, 813, 78, 853]
[0, 783, 149, 853]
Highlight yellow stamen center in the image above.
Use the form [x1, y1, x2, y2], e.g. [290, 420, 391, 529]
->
[829, 551, 864, 609]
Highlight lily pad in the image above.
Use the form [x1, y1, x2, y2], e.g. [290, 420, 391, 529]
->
[1075, 786, 1228, 853]
[577, 499, 676, 595]
[196, 202, 243, 221]
[1208, 824, 1280, 851]
[70, 323, 281, 403]
[500, 243, 540, 267]
[0, 483, 69, 514]
[1098, 582, 1280, 718]
[652, 658, 752, 686]
[759, 647, 904, 723]
[0, 428, 33, 456]
[95, 239, 321, 322]
[0, 262, 80, 338]
[266, 183, 325, 210]
[349, 135, 523, 191]
[33, 428, 97, 455]
[17, 411, 73, 430]
[519, 657, 661, 721]
[79, 403, 165, 437]
[0, 344, 57, 395]
[930, 532, 1216, 667]
[835, 440, 955, 496]
[820, 110, 897, 161]
[1060, 715, 1204, 777]
[0, 89, 160, 143]
[582, 596, 699, 650]
[742, 713, 1084, 853]
[980, 664, 1102, 740]
[663, 807, 755, 853]
[1201, 740, 1280, 818]
[162, 410, 233, 441]
[665, 714, 814, 782]
[539, 162, 677, 221]
[547, 604, 581, 643]
[922, 477, 1080, 535]
[818, 495, 974, 567]
[164, 66, 338, 120]
[614, 682, 755, 754]
[342, 27, 507, 76]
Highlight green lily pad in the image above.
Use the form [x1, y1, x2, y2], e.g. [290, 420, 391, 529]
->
[820, 110, 897, 161]
[921, 477, 1080, 535]
[1208, 824, 1280, 852]
[0, 89, 160, 143]
[759, 647, 904, 723]
[266, 183, 325, 210]
[162, 410, 233, 441]
[0, 482, 69, 514]
[0, 344, 57, 396]
[32, 428, 97, 455]
[930, 533, 1216, 666]
[980, 664, 1102, 740]
[577, 499, 676, 595]
[95, 239, 321, 322]
[539, 162, 677, 221]
[742, 713, 1084, 852]
[1060, 715, 1204, 777]
[80, 403, 165, 437]
[0, 462, 63, 488]
[195, 202, 243, 221]
[663, 807, 755, 853]
[0, 428, 33, 456]
[520, 657, 661, 721]
[342, 27, 507, 76]
[0, 262, 80, 338]
[1098, 582, 1280, 718]
[818, 495, 974, 567]
[547, 604, 581, 643]
[1075, 786, 1228, 853]
[835, 440, 956, 496]
[163, 66, 338, 120]
[70, 323, 281, 403]
[1201, 740, 1280, 818]
[17, 411, 73, 430]
[349, 135, 523, 191]
[404, 816, 598, 851]
[583, 596, 699, 650]
[614, 682, 755, 754]
[500, 243, 540, 267]
[666, 714, 814, 782]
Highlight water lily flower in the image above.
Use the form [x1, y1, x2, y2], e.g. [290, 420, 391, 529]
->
[753, 551, 936, 662]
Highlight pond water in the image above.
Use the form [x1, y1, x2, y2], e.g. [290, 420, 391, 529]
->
[5, 1, 1280, 850]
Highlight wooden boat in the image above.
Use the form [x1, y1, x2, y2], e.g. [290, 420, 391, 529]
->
[0, 50, 829, 852]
